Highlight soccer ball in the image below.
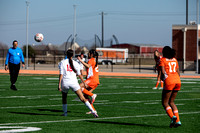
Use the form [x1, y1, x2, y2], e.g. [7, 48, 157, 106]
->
[34, 33, 44, 42]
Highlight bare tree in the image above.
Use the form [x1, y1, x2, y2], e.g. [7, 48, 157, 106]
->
[0, 42, 8, 49]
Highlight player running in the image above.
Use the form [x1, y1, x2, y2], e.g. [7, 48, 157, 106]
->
[159, 46, 181, 128]
[77, 49, 99, 114]
[58, 49, 98, 117]
[152, 50, 163, 90]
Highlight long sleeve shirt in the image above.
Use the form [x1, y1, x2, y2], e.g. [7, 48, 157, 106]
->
[5, 47, 25, 65]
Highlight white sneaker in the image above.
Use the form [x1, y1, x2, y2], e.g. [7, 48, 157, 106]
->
[92, 111, 99, 118]
[91, 94, 97, 104]
[158, 87, 163, 90]
[86, 111, 92, 114]
[152, 87, 157, 90]
[86, 111, 97, 115]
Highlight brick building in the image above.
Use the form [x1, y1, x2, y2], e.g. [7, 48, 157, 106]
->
[172, 24, 200, 70]
[172, 24, 200, 61]
[111, 43, 163, 58]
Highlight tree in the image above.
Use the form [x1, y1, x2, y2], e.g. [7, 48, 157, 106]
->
[0, 42, 8, 49]
[22, 45, 36, 58]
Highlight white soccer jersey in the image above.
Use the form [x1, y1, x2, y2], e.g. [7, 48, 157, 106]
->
[58, 59, 81, 92]
[59, 59, 81, 81]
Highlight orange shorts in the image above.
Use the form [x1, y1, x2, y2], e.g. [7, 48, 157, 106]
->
[164, 83, 181, 91]
[85, 79, 99, 90]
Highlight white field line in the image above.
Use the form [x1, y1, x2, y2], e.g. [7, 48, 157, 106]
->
[0, 90, 199, 99]
[1, 98, 200, 109]
[0, 111, 199, 126]
[32, 77, 43, 79]
[0, 126, 41, 132]
[175, 104, 185, 106]
[181, 82, 197, 84]
[143, 102, 159, 105]
[181, 78, 200, 81]
[98, 90, 200, 95]
[46, 78, 59, 80]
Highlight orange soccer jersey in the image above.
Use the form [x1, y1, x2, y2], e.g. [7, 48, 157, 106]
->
[85, 58, 100, 89]
[160, 57, 181, 90]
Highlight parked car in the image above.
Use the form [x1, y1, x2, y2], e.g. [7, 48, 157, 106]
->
[36, 60, 46, 64]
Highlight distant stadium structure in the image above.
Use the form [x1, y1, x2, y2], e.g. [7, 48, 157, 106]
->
[64, 34, 120, 54]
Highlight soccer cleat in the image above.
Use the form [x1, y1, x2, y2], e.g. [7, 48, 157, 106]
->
[169, 116, 177, 128]
[152, 87, 157, 90]
[86, 111, 92, 114]
[92, 111, 99, 118]
[91, 94, 97, 104]
[158, 87, 163, 90]
[174, 121, 181, 128]
[10, 84, 17, 91]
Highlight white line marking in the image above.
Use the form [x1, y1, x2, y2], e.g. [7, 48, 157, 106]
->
[0, 126, 41, 133]
[46, 78, 59, 80]
[181, 78, 200, 81]
[0, 90, 199, 100]
[144, 102, 159, 105]
[0, 111, 199, 126]
[46, 83, 57, 85]
[32, 77, 43, 79]
[181, 82, 197, 84]
[1, 98, 199, 109]
[176, 104, 185, 106]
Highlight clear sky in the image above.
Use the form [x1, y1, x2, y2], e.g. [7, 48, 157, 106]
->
[0, 0, 199, 47]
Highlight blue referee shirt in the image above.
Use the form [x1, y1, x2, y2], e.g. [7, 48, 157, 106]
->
[5, 47, 25, 65]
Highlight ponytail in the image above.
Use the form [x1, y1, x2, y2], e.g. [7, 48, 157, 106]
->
[89, 49, 98, 67]
[95, 51, 98, 67]
[67, 49, 77, 73]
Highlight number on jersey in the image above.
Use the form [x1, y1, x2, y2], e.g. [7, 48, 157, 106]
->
[168, 62, 176, 72]
[95, 66, 99, 72]
[67, 64, 73, 72]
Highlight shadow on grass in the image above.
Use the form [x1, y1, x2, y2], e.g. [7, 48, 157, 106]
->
[37, 108, 63, 113]
[86, 120, 167, 129]
[9, 111, 59, 116]
[9, 109, 85, 117]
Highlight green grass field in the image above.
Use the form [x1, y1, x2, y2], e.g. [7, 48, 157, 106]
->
[0, 74, 200, 133]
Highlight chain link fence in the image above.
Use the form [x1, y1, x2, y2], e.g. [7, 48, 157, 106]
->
[0, 49, 199, 73]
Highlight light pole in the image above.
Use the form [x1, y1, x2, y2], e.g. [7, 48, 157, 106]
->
[197, 0, 199, 74]
[73, 5, 76, 57]
[26, 1, 30, 69]
[100, 12, 107, 48]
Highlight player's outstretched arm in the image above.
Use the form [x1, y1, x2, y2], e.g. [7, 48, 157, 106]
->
[58, 74, 63, 92]
[77, 56, 91, 68]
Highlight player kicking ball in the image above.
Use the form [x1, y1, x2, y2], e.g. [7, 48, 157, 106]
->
[58, 49, 98, 118]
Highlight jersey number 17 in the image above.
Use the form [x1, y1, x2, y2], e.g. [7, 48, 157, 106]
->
[168, 62, 176, 73]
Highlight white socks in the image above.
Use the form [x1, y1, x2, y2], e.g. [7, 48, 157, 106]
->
[84, 101, 95, 113]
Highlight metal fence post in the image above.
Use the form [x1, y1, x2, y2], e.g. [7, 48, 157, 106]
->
[139, 58, 141, 73]
[111, 58, 113, 72]
[182, 59, 184, 73]
[34, 54, 35, 70]
[3, 49, 5, 66]
[54, 51, 56, 68]
[107, 51, 108, 68]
